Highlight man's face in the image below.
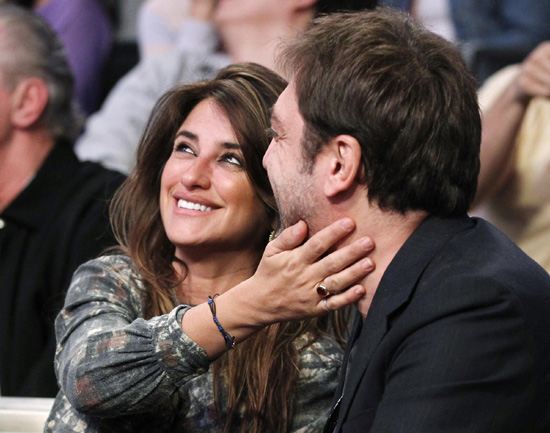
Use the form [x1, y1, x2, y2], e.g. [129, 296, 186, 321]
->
[263, 82, 321, 230]
[0, 73, 14, 148]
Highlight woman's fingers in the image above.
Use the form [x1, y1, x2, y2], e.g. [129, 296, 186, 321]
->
[299, 218, 357, 263]
[322, 284, 367, 313]
[252, 218, 375, 323]
[266, 218, 357, 260]
[315, 237, 374, 293]
[265, 220, 309, 255]
[265, 218, 374, 299]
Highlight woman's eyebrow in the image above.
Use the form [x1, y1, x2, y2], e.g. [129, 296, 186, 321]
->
[175, 130, 197, 140]
[222, 142, 241, 150]
[176, 130, 240, 150]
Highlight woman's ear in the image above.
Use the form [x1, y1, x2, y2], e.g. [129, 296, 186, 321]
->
[323, 134, 362, 198]
[10, 78, 49, 128]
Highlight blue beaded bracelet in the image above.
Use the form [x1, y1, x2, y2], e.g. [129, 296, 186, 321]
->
[208, 295, 236, 350]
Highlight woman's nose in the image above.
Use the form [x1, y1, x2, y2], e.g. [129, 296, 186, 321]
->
[180, 157, 212, 189]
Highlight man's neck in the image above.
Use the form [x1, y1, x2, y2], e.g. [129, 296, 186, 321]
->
[345, 207, 428, 318]
[0, 133, 54, 213]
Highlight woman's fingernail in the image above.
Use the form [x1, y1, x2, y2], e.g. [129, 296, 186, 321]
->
[361, 237, 373, 249]
[362, 258, 374, 270]
[341, 218, 354, 230]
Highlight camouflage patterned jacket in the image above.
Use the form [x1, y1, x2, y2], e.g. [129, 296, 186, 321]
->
[44, 255, 344, 432]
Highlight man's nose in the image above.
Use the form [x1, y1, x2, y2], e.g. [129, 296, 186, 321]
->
[263, 140, 274, 170]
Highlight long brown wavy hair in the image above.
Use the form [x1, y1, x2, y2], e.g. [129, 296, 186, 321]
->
[110, 62, 349, 433]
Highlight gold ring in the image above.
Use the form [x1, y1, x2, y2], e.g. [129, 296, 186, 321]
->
[316, 282, 331, 297]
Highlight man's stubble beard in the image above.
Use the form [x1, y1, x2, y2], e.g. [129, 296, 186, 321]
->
[272, 169, 321, 238]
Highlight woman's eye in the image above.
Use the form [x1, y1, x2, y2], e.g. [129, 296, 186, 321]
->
[174, 142, 194, 154]
[222, 153, 243, 167]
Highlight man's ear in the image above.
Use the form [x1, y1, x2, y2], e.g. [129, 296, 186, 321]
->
[323, 134, 362, 198]
[10, 78, 49, 128]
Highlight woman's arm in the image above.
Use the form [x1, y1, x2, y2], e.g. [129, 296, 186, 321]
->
[182, 218, 375, 359]
[55, 255, 209, 416]
[57, 219, 374, 415]
[474, 42, 550, 207]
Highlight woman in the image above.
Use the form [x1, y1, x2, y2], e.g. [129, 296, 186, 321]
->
[45, 63, 374, 432]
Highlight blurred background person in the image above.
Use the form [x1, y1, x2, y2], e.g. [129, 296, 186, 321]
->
[137, 0, 193, 59]
[45, 63, 375, 432]
[137, 0, 220, 65]
[379, 0, 550, 86]
[75, 0, 377, 175]
[471, 41, 550, 273]
[0, 3, 124, 397]
[2, 0, 115, 115]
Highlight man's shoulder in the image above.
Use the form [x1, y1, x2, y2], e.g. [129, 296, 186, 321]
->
[76, 159, 126, 193]
[410, 217, 550, 325]
[55, 144, 125, 195]
[36, 146, 124, 243]
[440, 217, 548, 279]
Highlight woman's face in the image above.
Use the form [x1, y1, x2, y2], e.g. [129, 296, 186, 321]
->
[160, 98, 270, 259]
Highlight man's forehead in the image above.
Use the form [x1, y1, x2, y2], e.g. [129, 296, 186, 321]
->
[270, 83, 297, 125]
[269, 105, 282, 128]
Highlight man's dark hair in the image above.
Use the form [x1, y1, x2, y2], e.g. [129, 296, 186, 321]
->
[280, 8, 481, 217]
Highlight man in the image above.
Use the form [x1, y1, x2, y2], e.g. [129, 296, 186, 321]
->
[263, 8, 550, 432]
[0, 4, 124, 397]
[75, 0, 377, 174]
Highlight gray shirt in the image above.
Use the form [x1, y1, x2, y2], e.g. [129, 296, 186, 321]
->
[45, 255, 344, 432]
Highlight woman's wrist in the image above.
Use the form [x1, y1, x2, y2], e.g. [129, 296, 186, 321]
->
[180, 283, 267, 360]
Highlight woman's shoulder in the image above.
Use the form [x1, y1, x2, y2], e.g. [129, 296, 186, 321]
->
[67, 254, 144, 303]
[78, 254, 137, 278]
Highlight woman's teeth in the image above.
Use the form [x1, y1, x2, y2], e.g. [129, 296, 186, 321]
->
[177, 199, 212, 212]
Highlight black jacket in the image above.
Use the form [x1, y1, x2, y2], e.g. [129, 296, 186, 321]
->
[326, 215, 550, 433]
[0, 142, 125, 396]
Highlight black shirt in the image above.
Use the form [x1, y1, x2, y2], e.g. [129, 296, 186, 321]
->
[0, 142, 125, 396]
